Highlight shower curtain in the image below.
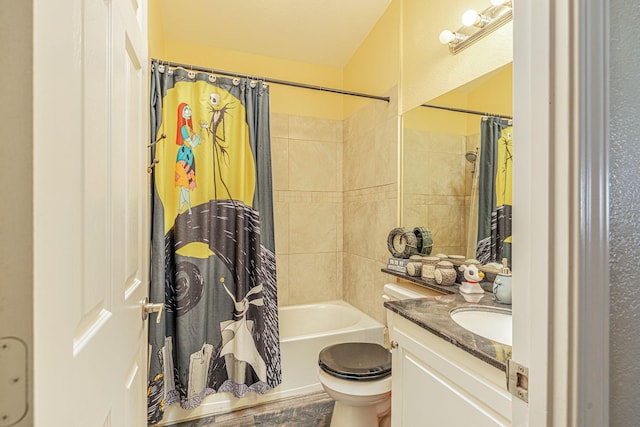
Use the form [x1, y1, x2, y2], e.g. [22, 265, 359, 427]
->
[147, 61, 281, 424]
[476, 117, 513, 266]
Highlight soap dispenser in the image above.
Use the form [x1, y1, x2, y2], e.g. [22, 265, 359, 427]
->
[493, 258, 512, 305]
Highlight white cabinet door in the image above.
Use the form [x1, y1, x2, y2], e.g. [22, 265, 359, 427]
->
[33, 0, 149, 425]
[389, 314, 511, 427]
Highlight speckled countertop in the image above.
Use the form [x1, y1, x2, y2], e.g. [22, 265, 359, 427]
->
[383, 278, 512, 372]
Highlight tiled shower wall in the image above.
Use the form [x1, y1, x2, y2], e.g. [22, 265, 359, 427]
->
[402, 129, 480, 259]
[270, 113, 344, 306]
[342, 91, 399, 324]
[270, 90, 399, 324]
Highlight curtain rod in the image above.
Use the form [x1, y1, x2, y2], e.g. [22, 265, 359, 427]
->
[420, 103, 513, 120]
[152, 59, 390, 103]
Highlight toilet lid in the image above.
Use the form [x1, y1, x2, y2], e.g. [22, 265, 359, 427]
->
[318, 342, 392, 381]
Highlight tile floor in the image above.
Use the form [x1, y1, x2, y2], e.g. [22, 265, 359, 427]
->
[163, 392, 335, 427]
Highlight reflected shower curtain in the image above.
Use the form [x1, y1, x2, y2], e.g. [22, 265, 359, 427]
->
[476, 117, 513, 266]
[147, 61, 281, 424]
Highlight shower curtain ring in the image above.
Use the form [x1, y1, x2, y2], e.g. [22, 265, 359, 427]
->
[147, 158, 159, 173]
[147, 133, 166, 147]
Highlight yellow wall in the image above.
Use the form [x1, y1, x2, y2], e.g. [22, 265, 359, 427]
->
[150, 0, 348, 119]
[149, 0, 512, 120]
[148, 0, 166, 58]
[151, 1, 402, 120]
[465, 63, 512, 132]
[403, 90, 469, 135]
[402, 0, 512, 113]
[404, 62, 512, 136]
[149, 0, 347, 119]
[343, 0, 402, 118]
[154, 40, 345, 120]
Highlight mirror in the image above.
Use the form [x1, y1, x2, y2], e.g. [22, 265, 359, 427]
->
[401, 63, 512, 262]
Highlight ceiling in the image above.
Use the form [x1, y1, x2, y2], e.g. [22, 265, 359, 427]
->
[158, 0, 393, 67]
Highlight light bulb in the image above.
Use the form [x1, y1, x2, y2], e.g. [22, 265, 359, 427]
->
[462, 9, 480, 26]
[439, 30, 455, 44]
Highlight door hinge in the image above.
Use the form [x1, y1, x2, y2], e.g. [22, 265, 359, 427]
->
[506, 358, 529, 403]
[0, 337, 28, 426]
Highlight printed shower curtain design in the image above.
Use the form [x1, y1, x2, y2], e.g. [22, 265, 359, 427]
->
[147, 61, 281, 424]
[476, 117, 513, 266]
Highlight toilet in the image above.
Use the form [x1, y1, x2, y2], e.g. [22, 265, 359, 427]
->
[318, 283, 434, 427]
[318, 342, 392, 427]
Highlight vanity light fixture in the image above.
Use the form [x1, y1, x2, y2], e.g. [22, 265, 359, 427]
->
[439, 0, 513, 54]
[490, 0, 512, 6]
[438, 30, 467, 45]
[462, 9, 491, 28]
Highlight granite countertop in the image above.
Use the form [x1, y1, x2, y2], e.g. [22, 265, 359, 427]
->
[383, 287, 512, 372]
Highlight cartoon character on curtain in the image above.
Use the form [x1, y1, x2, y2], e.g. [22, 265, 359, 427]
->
[175, 102, 207, 214]
[219, 281, 267, 383]
[206, 93, 234, 201]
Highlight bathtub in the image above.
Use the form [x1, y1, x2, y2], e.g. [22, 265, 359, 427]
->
[158, 300, 385, 425]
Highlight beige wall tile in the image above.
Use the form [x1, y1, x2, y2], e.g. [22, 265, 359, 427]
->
[335, 120, 344, 143]
[402, 200, 428, 229]
[406, 130, 466, 154]
[466, 133, 481, 152]
[342, 137, 356, 191]
[289, 202, 338, 254]
[403, 149, 430, 194]
[343, 254, 380, 322]
[274, 201, 289, 255]
[336, 203, 343, 252]
[289, 253, 338, 304]
[375, 117, 399, 187]
[374, 197, 399, 264]
[289, 140, 338, 191]
[271, 137, 289, 191]
[289, 115, 342, 142]
[344, 104, 372, 143]
[343, 199, 374, 259]
[271, 113, 289, 138]
[426, 152, 466, 196]
[428, 204, 465, 248]
[403, 128, 424, 153]
[336, 253, 344, 300]
[344, 129, 378, 190]
[336, 143, 343, 192]
[276, 254, 290, 306]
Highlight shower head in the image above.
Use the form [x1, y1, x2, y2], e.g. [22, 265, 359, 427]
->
[465, 151, 477, 163]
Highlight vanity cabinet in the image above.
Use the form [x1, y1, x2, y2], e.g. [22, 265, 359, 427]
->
[388, 312, 511, 427]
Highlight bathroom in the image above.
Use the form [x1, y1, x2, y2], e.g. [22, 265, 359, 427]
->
[147, 0, 513, 423]
[3, 0, 638, 426]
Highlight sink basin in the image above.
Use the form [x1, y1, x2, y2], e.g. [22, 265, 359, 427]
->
[450, 307, 512, 346]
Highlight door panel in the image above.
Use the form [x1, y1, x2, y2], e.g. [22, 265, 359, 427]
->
[33, 0, 148, 425]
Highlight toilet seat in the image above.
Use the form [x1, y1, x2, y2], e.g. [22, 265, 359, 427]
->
[318, 342, 391, 381]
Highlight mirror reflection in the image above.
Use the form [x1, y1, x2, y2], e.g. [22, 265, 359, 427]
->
[401, 63, 513, 266]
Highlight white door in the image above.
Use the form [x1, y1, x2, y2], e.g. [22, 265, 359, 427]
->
[33, 0, 150, 425]
[513, 0, 609, 425]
